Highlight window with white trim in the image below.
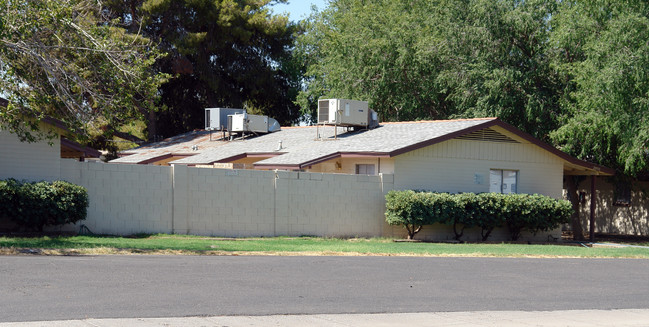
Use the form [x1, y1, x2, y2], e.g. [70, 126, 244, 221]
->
[355, 164, 375, 175]
[490, 169, 518, 194]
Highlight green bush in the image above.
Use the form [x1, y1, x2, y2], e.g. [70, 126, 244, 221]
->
[444, 192, 472, 240]
[0, 179, 21, 221]
[0, 179, 88, 231]
[473, 193, 506, 241]
[385, 190, 429, 239]
[385, 190, 572, 241]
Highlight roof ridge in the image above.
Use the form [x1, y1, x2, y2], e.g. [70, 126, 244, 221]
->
[276, 118, 498, 128]
[279, 125, 316, 129]
[379, 117, 497, 125]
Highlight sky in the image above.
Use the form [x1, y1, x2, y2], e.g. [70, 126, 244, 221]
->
[270, 0, 328, 21]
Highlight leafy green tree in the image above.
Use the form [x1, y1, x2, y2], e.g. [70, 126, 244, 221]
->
[440, 0, 562, 141]
[548, 1, 649, 239]
[550, 0, 649, 176]
[296, 0, 562, 140]
[296, 0, 454, 122]
[0, 0, 166, 142]
[104, 0, 302, 138]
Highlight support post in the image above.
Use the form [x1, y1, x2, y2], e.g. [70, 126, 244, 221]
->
[589, 175, 596, 242]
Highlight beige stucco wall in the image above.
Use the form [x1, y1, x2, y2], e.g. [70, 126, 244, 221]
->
[231, 156, 269, 166]
[576, 177, 649, 236]
[0, 129, 61, 181]
[307, 157, 394, 175]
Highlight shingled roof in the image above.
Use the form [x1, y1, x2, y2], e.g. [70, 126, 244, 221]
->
[112, 118, 614, 176]
[169, 118, 493, 166]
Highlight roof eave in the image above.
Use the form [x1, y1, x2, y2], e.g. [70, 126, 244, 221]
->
[253, 164, 301, 170]
[340, 152, 391, 158]
[60, 138, 101, 158]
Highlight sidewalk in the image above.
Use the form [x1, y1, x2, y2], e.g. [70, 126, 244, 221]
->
[2, 309, 649, 327]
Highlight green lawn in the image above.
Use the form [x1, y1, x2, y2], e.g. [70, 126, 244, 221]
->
[1, 234, 648, 258]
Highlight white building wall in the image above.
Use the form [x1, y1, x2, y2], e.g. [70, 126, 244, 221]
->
[0, 129, 61, 181]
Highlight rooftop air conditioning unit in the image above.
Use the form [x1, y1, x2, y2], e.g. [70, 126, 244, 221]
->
[205, 108, 245, 130]
[227, 113, 281, 134]
[317, 99, 373, 127]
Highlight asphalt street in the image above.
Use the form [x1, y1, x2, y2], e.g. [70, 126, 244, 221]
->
[1, 255, 648, 322]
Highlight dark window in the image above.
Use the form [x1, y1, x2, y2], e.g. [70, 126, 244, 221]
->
[355, 164, 375, 175]
[614, 182, 631, 206]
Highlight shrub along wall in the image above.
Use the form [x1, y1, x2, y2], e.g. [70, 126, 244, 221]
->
[385, 190, 572, 241]
[0, 179, 88, 232]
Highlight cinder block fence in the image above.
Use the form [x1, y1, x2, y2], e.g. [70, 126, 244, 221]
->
[56, 160, 563, 241]
[60, 160, 395, 237]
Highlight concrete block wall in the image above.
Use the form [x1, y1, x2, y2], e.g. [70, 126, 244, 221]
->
[275, 172, 393, 237]
[57, 159, 565, 241]
[178, 168, 394, 237]
[61, 160, 173, 235]
[59, 160, 395, 237]
[176, 166, 277, 236]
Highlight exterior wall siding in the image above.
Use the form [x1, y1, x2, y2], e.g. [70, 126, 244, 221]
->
[393, 139, 563, 198]
[0, 129, 61, 181]
[389, 139, 565, 241]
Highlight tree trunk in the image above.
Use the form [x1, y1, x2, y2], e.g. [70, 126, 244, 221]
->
[147, 110, 158, 142]
[565, 176, 585, 240]
[453, 222, 465, 241]
[481, 227, 494, 241]
[406, 224, 422, 240]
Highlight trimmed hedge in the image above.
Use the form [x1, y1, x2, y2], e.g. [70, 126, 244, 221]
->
[385, 191, 572, 241]
[0, 179, 88, 231]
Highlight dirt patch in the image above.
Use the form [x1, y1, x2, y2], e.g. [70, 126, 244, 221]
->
[562, 231, 649, 245]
